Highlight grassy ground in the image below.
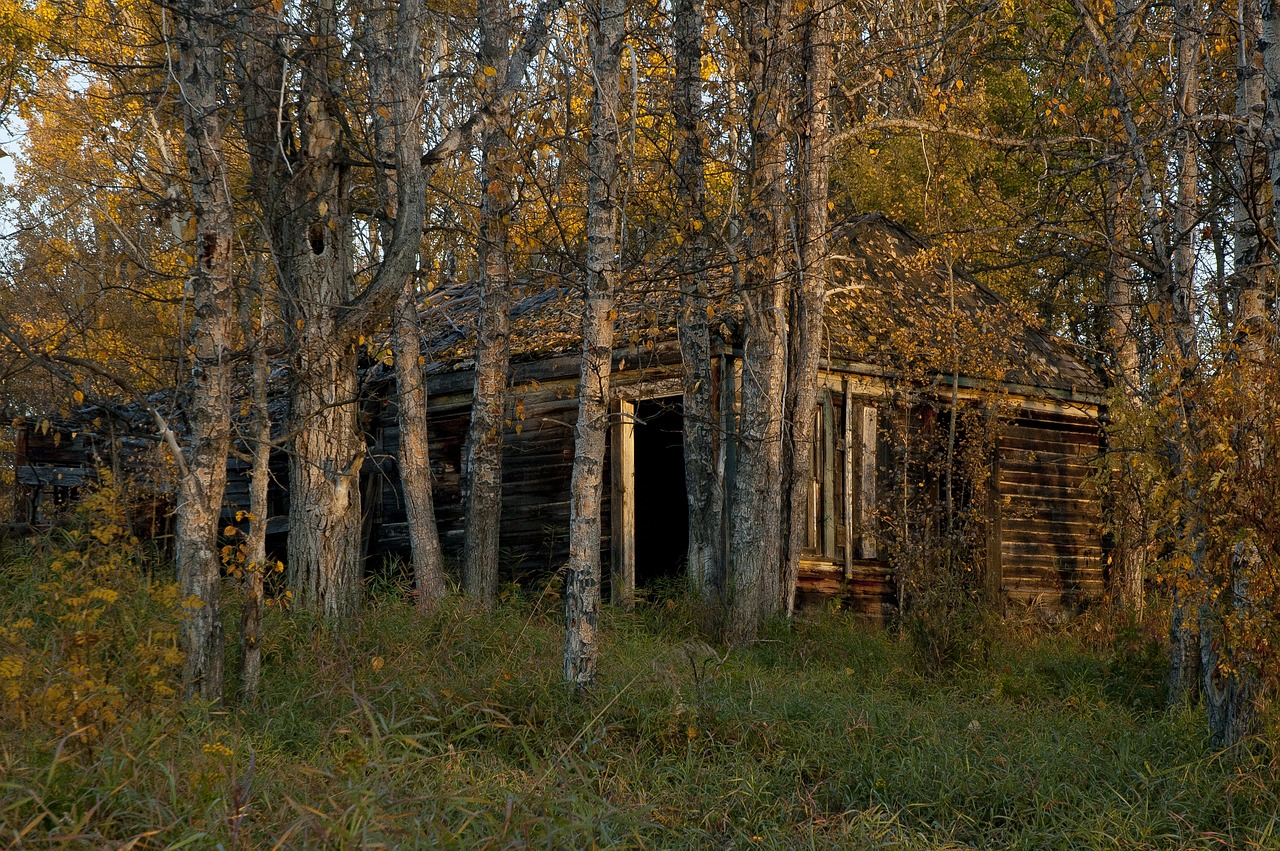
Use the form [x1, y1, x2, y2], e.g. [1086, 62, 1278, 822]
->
[1, 541, 1278, 849]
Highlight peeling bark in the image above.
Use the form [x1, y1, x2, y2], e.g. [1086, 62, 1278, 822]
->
[172, 0, 236, 701]
[463, 0, 516, 608]
[564, 0, 625, 691]
[782, 1, 833, 616]
[726, 0, 792, 644]
[672, 0, 722, 601]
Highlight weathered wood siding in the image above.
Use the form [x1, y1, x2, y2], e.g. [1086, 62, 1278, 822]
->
[367, 346, 683, 586]
[995, 411, 1104, 611]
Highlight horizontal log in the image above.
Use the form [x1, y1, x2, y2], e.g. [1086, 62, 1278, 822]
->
[1000, 529, 1101, 549]
[999, 481, 1098, 500]
[1004, 423, 1101, 444]
[999, 435, 1098, 457]
[1000, 467, 1093, 487]
[1009, 417, 1099, 436]
[1000, 556, 1104, 575]
[1003, 570, 1105, 591]
[1001, 540, 1102, 559]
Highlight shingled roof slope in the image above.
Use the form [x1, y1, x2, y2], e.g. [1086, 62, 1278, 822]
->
[420, 214, 1103, 400]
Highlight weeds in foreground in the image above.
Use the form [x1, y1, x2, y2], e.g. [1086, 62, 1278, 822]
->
[1, 541, 1277, 848]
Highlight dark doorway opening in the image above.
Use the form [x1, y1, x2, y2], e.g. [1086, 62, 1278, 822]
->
[633, 398, 688, 588]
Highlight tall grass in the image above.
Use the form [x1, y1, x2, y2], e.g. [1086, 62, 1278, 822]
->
[1, 541, 1277, 848]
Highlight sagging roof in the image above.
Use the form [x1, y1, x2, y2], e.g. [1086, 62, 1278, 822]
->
[422, 214, 1104, 401]
[825, 215, 1104, 397]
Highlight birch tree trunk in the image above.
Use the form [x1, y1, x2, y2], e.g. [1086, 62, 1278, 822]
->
[782, 1, 833, 616]
[239, 300, 270, 704]
[364, 0, 447, 611]
[1106, 167, 1147, 620]
[1104, 0, 1146, 621]
[564, 0, 625, 690]
[1166, 0, 1204, 707]
[172, 0, 236, 700]
[726, 0, 792, 644]
[392, 288, 448, 609]
[672, 0, 722, 601]
[462, 0, 516, 608]
[1197, 0, 1272, 748]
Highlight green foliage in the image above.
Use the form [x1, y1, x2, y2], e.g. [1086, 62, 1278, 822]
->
[2, 556, 1278, 847]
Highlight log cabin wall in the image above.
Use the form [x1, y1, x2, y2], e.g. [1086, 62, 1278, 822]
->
[365, 344, 686, 590]
[790, 373, 1105, 622]
[993, 409, 1104, 612]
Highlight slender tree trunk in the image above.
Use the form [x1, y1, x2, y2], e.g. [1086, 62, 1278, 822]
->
[726, 0, 792, 644]
[462, 0, 516, 608]
[239, 300, 270, 704]
[672, 0, 722, 601]
[393, 289, 448, 609]
[1105, 165, 1146, 620]
[1166, 0, 1204, 708]
[1198, 0, 1271, 747]
[364, 0, 447, 611]
[172, 0, 236, 701]
[1096, 0, 1148, 622]
[564, 0, 625, 691]
[782, 0, 833, 616]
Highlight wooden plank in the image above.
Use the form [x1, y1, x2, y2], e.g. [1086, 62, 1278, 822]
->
[1000, 481, 1097, 500]
[822, 390, 836, 558]
[999, 434, 1099, 457]
[1000, 528, 1102, 548]
[1000, 556, 1104, 575]
[1009, 415, 1101, 434]
[1000, 467, 1093, 486]
[986, 439, 1002, 603]
[1004, 423, 1101, 443]
[1001, 539, 1103, 558]
[610, 400, 636, 609]
[858, 405, 878, 559]
[842, 379, 854, 579]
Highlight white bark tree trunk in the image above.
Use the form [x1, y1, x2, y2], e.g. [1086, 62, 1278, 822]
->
[172, 0, 237, 700]
[564, 0, 625, 690]
[726, 0, 792, 644]
[782, 0, 833, 616]
[672, 0, 722, 601]
[463, 0, 516, 608]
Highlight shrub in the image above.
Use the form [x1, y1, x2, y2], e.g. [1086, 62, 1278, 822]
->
[0, 478, 185, 750]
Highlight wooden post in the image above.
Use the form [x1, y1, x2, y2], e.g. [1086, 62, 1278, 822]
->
[822, 389, 836, 558]
[611, 399, 636, 608]
[842, 381, 854, 578]
[859, 405, 878, 560]
[985, 437, 1003, 605]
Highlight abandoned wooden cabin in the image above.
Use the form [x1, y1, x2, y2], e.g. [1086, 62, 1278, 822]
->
[10, 215, 1107, 620]
[356, 214, 1107, 619]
